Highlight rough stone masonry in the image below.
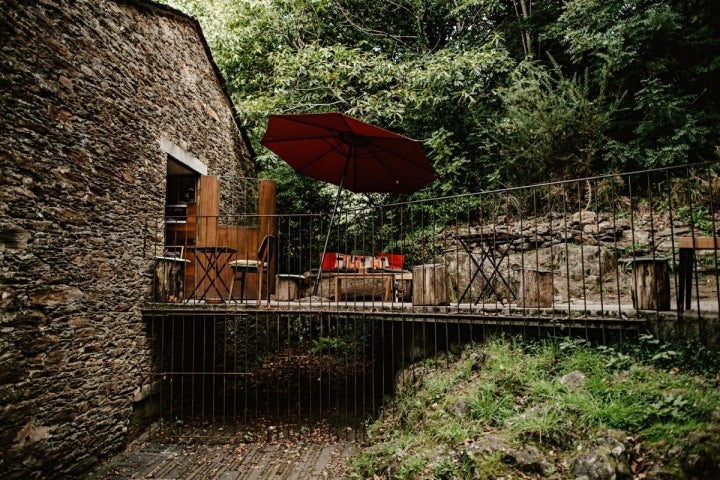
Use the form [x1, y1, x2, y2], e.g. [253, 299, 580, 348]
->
[0, 1, 255, 478]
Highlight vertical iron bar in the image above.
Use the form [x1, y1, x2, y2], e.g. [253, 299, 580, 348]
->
[578, 180, 588, 317]
[562, 183, 571, 318]
[646, 171, 659, 316]
[666, 170, 679, 314]
[628, 174, 638, 317]
[593, 178, 605, 314]
[708, 168, 720, 314]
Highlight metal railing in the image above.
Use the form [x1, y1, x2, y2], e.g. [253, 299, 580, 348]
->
[149, 162, 719, 320]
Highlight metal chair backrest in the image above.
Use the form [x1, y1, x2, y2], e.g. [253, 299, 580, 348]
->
[258, 235, 276, 265]
[257, 235, 276, 304]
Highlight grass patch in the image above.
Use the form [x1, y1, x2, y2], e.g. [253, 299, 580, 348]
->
[348, 336, 720, 479]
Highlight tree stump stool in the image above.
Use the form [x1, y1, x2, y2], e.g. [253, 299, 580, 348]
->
[520, 268, 554, 308]
[275, 274, 305, 301]
[412, 263, 448, 306]
[628, 257, 670, 311]
[154, 257, 190, 302]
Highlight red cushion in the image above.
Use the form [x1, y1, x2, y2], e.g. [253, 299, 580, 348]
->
[377, 252, 405, 269]
[319, 252, 350, 269]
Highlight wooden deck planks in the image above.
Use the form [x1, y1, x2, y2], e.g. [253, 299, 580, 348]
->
[91, 439, 354, 479]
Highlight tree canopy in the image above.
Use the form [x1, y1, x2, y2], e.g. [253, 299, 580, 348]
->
[164, 0, 720, 212]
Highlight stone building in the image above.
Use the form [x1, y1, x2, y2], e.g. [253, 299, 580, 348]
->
[0, 1, 256, 477]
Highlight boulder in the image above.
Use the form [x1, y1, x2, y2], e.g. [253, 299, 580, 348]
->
[570, 451, 616, 480]
[464, 434, 516, 462]
[514, 445, 555, 476]
[681, 427, 720, 478]
[570, 431, 630, 480]
[560, 371, 587, 391]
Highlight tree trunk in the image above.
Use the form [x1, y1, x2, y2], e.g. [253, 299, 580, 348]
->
[513, 0, 532, 57]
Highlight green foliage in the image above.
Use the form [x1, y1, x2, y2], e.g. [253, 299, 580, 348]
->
[547, 0, 680, 73]
[261, 160, 335, 214]
[548, 0, 720, 171]
[510, 402, 568, 445]
[392, 226, 445, 267]
[467, 382, 515, 427]
[626, 333, 720, 374]
[431, 458, 456, 480]
[676, 205, 715, 235]
[493, 59, 621, 184]
[162, 0, 720, 206]
[396, 455, 426, 479]
[310, 336, 345, 355]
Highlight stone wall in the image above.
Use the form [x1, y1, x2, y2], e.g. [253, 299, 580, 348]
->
[0, 1, 255, 478]
[438, 210, 701, 305]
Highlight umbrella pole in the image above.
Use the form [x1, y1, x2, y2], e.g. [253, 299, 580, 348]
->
[313, 153, 351, 297]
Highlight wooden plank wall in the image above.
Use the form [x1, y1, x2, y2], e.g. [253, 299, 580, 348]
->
[175, 177, 277, 301]
[196, 175, 220, 246]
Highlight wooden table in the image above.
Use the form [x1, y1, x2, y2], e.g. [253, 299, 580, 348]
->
[333, 271, 394, 302]
[677, 236, 720, 313]
[186, 246, 237, 303]
[455, 231, 519, 304]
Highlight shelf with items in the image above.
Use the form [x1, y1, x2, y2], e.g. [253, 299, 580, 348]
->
[165, 203, 188, 224]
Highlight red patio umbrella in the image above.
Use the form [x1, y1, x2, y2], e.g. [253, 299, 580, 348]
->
[260, 112, 438, 295]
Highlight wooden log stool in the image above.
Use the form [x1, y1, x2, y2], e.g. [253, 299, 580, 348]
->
[519, 268, 554, 308]
[275, 274, 305, 301]
[154, 256, 190, 302]
[412, 263, 448, 306]
[626, 257, 671, 311]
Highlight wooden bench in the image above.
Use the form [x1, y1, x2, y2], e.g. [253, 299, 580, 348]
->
[677, 236, 720, 313]
[334, 272, 394, 302]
